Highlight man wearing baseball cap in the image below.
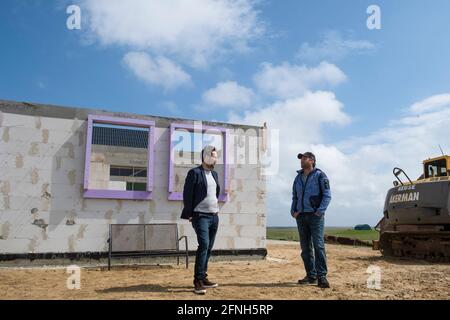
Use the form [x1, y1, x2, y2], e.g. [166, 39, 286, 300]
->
[291, 152, 332, 288]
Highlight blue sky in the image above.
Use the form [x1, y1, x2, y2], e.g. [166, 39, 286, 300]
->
[1, 0, 450, 226]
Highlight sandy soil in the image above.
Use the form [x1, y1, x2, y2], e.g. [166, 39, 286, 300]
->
[0, 241, 449, 300]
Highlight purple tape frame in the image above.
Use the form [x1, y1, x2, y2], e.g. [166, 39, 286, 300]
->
[83, 114, 155, 200]
[168, 123, 229, 202]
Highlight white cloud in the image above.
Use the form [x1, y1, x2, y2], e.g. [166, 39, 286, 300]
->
[225, 60, 349, 226]
[229, 91, 450, 227]
[228, 91, 351, 226]
[253, 61, 347, 99]
[316, 98, 450, 226]
[229, 91, 350, 134]
[122, 52, 191, 90]
[79, 0, 264, 68]
[202, 81, 255, 108]
[198, 61, 347, 112]
[409, 93, 450, 115]
[160, 101, 181, 114]
[297, 30, 375, 62]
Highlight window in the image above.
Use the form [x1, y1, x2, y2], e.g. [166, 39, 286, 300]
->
[126, 182, 147, 191]
[83, 115, 155, 200]
[168, 123, 229, 201]
[110, 166, 147, 178]
[424, 159, 448, 178]
[109, 166, 148, 191]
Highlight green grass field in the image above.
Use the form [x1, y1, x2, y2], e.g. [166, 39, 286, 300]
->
[267, 227, 379, 242]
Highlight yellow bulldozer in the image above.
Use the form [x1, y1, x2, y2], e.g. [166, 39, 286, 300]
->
[374, 155, 450, 260]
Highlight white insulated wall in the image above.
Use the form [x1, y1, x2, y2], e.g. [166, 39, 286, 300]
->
[0, 111, 266, 254]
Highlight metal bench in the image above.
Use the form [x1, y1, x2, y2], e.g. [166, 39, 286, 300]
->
[107, 223, 188, 270]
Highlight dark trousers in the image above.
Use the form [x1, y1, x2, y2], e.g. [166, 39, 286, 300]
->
[296, 213, 327, 278]
[191, 213, 219, 280]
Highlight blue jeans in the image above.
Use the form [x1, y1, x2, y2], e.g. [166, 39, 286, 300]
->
[191, 213, 219, 280]
[296, 213, 327, 278]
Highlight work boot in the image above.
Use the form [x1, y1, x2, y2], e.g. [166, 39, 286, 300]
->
[193, 279, 206, 295]
[203, 278, 218, 288]
[318, 277, 330, 288]
[297, 276, 317, 285]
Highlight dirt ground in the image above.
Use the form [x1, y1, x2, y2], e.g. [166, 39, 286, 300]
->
[1, 241, 449, 300]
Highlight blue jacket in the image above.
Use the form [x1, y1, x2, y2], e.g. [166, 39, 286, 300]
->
[180, 165, 220, 220]
[291, 167, 331, 215]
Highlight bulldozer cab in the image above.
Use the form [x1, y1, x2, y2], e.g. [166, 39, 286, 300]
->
[422, 156, 450, 179]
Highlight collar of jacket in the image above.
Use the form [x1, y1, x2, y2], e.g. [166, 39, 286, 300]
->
[198, 165, 207, 188]
[198, 165, 218, 187]
[297, 167, 318, 175]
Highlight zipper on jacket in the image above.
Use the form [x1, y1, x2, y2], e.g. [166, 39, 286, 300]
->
[300, 171, 312, 213]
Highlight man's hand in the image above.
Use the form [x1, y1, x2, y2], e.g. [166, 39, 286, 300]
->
[313, 211, 323, 217]
[292, 212, 300, 219]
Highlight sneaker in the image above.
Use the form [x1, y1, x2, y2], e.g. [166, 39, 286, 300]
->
[318, 277, 330, 288]
[203, 278, 218, 288]
[297, 276, 317, 285]
[193, 279, 206, 294]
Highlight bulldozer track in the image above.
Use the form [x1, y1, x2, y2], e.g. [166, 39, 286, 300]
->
[380, 231, 450, 261]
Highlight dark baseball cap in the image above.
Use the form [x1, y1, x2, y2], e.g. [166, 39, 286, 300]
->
[297, 152, 316, 161]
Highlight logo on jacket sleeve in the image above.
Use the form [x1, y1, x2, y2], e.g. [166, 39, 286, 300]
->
[323, 178, 330, 190]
